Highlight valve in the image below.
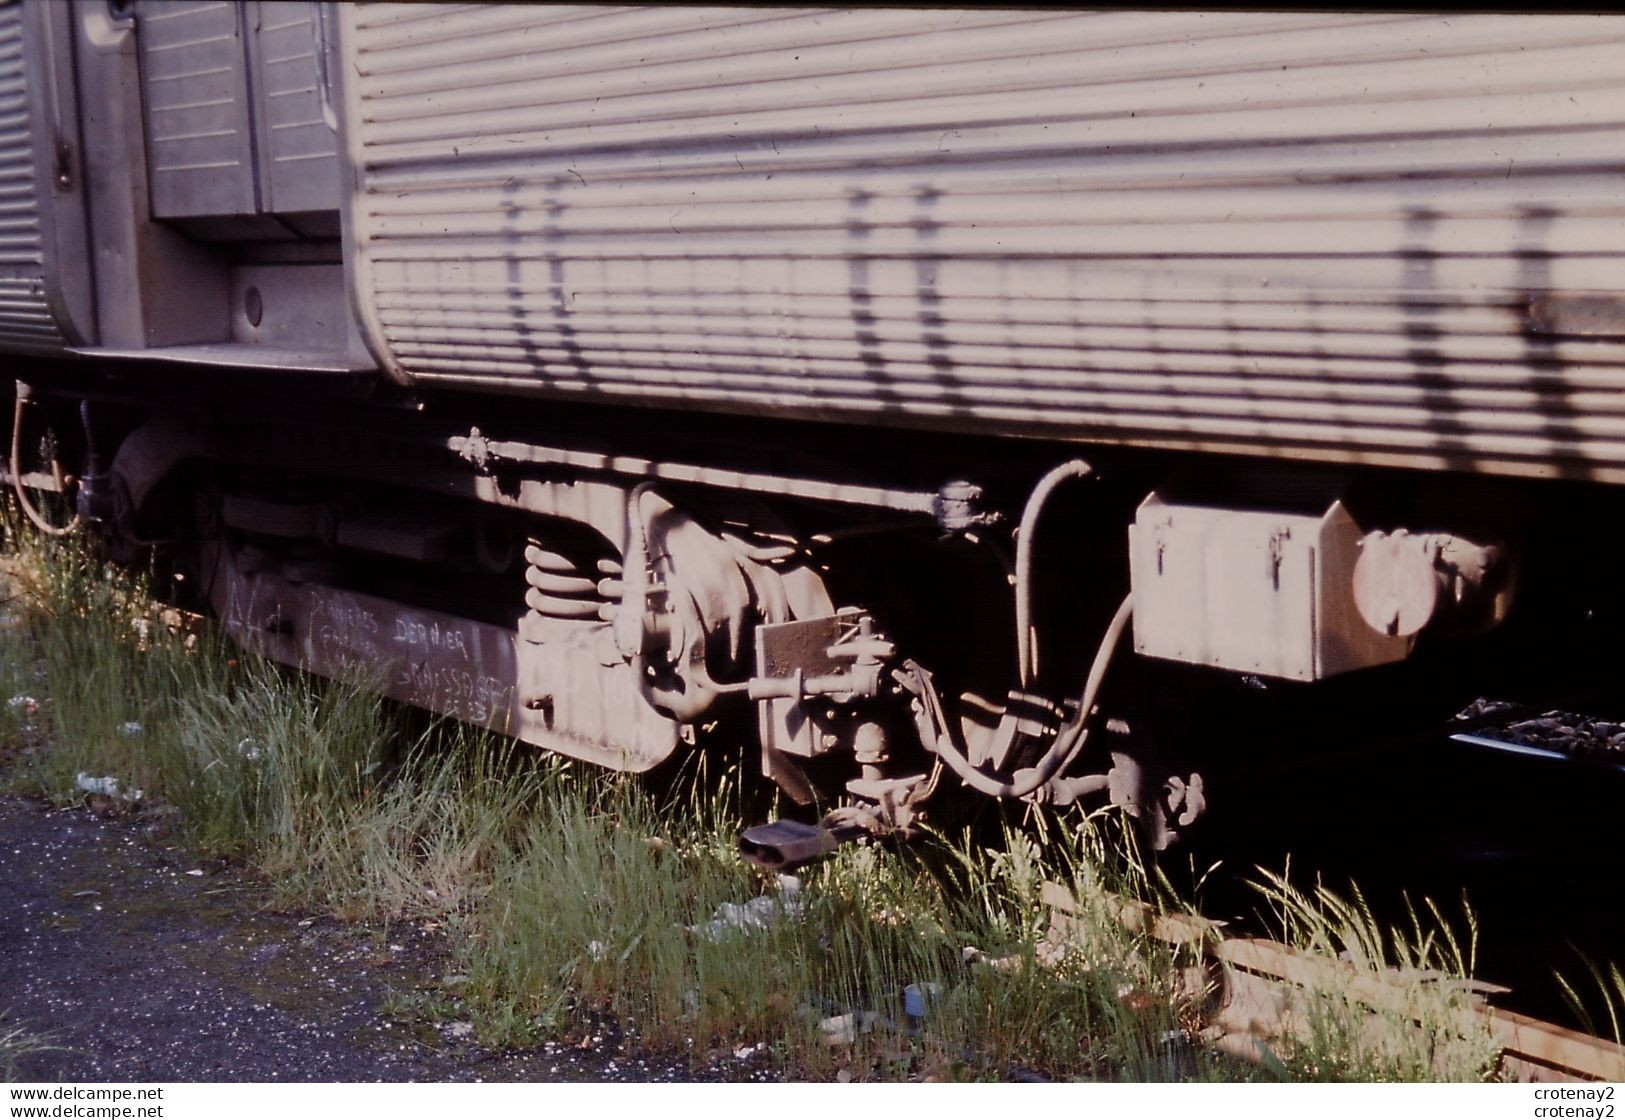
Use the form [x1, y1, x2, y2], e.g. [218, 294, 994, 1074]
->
[747, 613, 895, 702]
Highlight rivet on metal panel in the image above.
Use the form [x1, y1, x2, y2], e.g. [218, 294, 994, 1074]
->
[52, 136, 73, 191]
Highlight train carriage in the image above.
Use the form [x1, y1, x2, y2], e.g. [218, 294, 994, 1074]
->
[5, 3, 1625, 856]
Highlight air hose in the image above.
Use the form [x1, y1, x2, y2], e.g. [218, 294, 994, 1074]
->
[904, 593, 1133, 800]
[1015, 459, 1095, 687]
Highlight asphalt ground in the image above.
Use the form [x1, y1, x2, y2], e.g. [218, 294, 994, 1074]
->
[0, 795, 774, 1083]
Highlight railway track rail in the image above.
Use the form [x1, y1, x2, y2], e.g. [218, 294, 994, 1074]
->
[1451, 699, 1625, 771]
[1043, 883, 1625, 1083]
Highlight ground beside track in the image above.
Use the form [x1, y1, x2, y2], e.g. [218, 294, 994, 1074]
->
[0, 796, 773, 1083]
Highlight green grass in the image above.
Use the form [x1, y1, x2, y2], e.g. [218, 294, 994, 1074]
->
[0, 513, 1520, 1081]
[0, 1010, 61, 1082]
[1242, 870, 1502, 1081]
[1557, 954, 1625, 1048]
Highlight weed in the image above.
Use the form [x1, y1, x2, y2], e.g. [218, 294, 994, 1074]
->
[1243, 870, 1502, 1082]
[1557, 953, 1625, 1047]
[0, 1010, 62, 1082]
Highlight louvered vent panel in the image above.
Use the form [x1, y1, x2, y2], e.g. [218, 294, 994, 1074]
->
[0, 1, 63, 350]
[138, 0, 258, 219]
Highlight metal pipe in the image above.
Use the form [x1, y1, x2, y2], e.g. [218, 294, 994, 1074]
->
[912, 593, 1133, 800]
[1015, 459, 1094, 687]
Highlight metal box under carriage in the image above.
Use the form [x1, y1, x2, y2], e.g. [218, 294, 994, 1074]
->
[3, 3, 1625, 852]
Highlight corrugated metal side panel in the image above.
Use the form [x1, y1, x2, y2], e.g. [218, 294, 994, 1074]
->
[251, 1, 340, 214]
[0, 0, 63, 351]
[138, 0, 258, 219]
[343, 8, 1625, 481]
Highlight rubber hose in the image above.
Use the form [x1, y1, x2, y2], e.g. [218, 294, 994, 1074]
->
[1015, 460, 1094, 687]
[11, 392, 81, 538]
[918, 593, 1132, 800]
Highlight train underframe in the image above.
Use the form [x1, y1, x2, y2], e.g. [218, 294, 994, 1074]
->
[11, 365, 1625, 862]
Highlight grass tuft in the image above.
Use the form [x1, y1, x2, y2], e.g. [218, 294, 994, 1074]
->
[1557, 954, 1625, 1047]
[1243, 870, 1502, 1081]
[0, 1010, 62, 1082]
